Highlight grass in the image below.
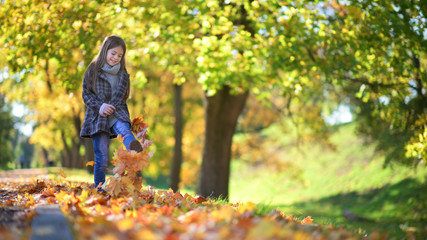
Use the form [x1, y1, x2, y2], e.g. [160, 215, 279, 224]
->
[229, 122, 427, 239]
[47, 167, 93, 183]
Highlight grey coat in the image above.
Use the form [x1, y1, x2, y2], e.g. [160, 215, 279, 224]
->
[80, 69, 131, 138]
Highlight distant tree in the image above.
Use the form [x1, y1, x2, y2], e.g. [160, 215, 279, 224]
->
[0, 0, 113, 168]
[20, 136, 34, 168]
[322, 0, 426, 167]
[0, 95, 15, 168]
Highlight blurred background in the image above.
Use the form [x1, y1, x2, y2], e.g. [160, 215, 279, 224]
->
[0, 0, 426, 238]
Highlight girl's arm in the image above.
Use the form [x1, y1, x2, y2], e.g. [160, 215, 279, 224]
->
[82, 71, 104, 112]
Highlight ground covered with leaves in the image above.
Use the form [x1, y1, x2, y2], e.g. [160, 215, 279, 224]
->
[0, 116, 387, 239]
[0, 176, 387, 240]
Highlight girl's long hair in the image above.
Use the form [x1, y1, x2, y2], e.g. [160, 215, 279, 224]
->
[85, 35, 130, 100]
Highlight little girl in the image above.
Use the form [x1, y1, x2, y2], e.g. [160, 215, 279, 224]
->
[80, 35, 143, 189]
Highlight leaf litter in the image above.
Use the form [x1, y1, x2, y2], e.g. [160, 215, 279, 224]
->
[0, 115, 387, 239]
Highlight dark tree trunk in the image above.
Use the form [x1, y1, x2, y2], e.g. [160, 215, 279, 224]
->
[61, 130, 72, 168]
[60, 131, 83, 169]
[198, 86, 249, 200]
[170, 84, 183, 192]
[41, 147, 52, 167]
[71, 139, 81, 168]
[84, 138, 94, 173]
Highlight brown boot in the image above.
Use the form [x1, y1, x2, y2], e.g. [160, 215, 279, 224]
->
[129, 140, 143, 153]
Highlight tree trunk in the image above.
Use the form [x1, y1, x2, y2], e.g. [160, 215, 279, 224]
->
[170, 84, 183, 192]
[41, 147, 52, 167]
[61, 130, 72, 168]
[84, 138, 94, 173]
[71, 139, 81, 168]
[198, 86, 249, 200]
[73, 114, 85, 169]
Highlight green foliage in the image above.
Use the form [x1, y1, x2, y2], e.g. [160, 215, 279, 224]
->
[322, 0, 427, 167]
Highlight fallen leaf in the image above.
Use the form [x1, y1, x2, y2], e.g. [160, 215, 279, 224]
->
[211, 205, 234, 222]
[116, 218, 135, 232]
[238, 201, 257, 214]
[193, 195, 207, 204]
[59, 169, 67, 179]
[301, 216, 314, 224]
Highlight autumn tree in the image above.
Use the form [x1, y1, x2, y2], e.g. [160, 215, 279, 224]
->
[0, 1, 113, 168]
[110, 0, 332, 199]
[318, 0, 427, 167]
[1, 0, 424, 200]
[121, 0, 426, 199]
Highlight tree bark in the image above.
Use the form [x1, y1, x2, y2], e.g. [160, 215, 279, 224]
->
[198, 86, 249, 200]
[170, 84, 183, 192]
[60, 131, 83, 169]
[84, 138, 94, 173]
[41, 147, 52, 167]
[60, 130, 72, 168]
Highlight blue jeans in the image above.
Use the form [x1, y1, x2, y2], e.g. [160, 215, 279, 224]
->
[92, 120, 137, 188]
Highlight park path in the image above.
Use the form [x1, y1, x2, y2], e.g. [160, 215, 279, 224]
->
[0, 168, 48, 182]
[0, 168, 75, 240]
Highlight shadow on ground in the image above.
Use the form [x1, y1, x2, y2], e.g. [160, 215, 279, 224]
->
[271, 178, 427, 239]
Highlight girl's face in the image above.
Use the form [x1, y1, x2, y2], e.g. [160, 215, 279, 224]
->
[106, 46, 124, 66]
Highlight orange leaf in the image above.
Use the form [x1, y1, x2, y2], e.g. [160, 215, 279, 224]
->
[85, 196, 108, 206]
[117, 134, 124, 143]
[193, 195, 207, 204]
[301, 216, 314, 224]
[105, 174, 128, 197]
[236, 217, 254, 230]
[86, 161, 95, 167]
[131, 114, 149, 140]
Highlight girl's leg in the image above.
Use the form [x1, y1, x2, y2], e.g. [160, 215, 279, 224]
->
[112, 120, 141, 152]
[92, 132, 110, 188]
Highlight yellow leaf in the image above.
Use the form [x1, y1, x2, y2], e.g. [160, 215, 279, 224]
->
[59, 168, 67, 179]
[132, 229, 158, 239]
[125, 209, 137, 218]
[211, 205, 234, 222]
[80, 190, 89, 203]
[111, 204, 123, 215]
[86, 161, 95, 167]
[238, 201, 256, 214]
[55, 190, 69, 202]
[116, 218, 135, 232]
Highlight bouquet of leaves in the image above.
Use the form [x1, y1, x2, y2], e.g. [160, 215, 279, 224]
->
[103, 114, 154, 197]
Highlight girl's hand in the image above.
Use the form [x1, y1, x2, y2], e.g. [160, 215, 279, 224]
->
[102, 104, 115, 116]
